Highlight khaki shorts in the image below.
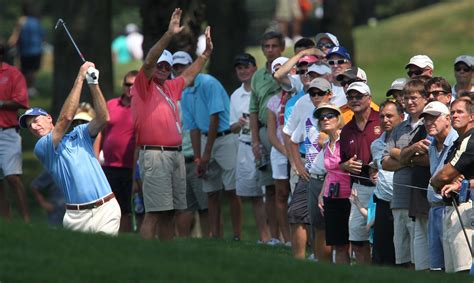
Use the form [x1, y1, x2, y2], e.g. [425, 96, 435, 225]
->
[275, 0, 302, 21]
[184, 161, 208, 211]
[413, 217, 429, 270]
[236, 142, 263, 197]
[349, 183, 375, 241]
[63, 196, 121, 236]
[392, 208, 414, 264]
[0, 128, 22, 178]
[139, 150, 186, 212]
[443, 201, 473, 273]
[201, 134, 237, 193]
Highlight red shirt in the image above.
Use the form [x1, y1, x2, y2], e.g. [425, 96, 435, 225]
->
[131, 69, 185, 146]
[102, 96, 135, 168]
[339, 108, 382, 184]
[0, 63, 29, 127]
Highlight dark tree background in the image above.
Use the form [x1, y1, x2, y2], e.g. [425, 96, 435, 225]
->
[52, 0, 113, 117]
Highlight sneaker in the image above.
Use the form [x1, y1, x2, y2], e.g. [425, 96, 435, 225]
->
[284, 241, 292, 247]
[266, 238, 281, 246]
[256, 240, 264, 244]
[307, 253, 318, 262]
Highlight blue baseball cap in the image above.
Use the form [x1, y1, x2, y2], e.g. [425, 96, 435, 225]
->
[19, 107, 49, 128]
[326, 46, 351, 61]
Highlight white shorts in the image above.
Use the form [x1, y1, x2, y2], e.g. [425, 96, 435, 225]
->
[443, 202, 473, 273]
[413, 217, 429, 270]
[349, 183, 375, 241]
[0, 128, 22, 178]
[270, 147, 288, 180]
[236, 142, 263, 197]
[63, 197, 121, 236]
[392, 208, 414, 264]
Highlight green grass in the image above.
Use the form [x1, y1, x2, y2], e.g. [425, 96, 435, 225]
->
[0, 220, 470, 282]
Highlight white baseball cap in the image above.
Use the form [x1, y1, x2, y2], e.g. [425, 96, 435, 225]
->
[405, 55, 434, 69]
[156, 49, 173, 65]
[315, 32, 339, 46]
[420, 101, 450, 118]
[454, 55, 474, 67]
[347, 81, 371, 95]
[172, 51, 193, 65]
[271, 56, 289, 74]
[307, 63, 331, 75]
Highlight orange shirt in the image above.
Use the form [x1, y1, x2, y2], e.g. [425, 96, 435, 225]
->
[340, 101, 380, 125]
[0, 63, 28, 127]
[131, 69, 185, 146]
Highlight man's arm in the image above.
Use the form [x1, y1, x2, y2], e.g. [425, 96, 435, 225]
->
[88, 83, 109, 137]
[52, 62, 92, 147]
[399, 139, 430, 166]
[431, 163, 461, 191]
[381, 156, 405, 171]
[202, 114, 219, 165]
[273, 48, 323, 89]
[142, 8, 184, 79]
[190, 128, 202, 176]
[181, 27, 213, 87]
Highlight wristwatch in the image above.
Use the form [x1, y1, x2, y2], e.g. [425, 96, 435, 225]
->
[0, 100, 4, 108]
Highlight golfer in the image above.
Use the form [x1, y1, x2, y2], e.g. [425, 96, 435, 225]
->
[19, 62, 121, 235]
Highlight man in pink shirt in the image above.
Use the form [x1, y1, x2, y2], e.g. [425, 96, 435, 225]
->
[94, 70, 138, 233]
[0, 43, 30, 222]
[131, 8, 213, 240]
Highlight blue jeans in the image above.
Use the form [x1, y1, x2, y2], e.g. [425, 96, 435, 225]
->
[428, 206, 445, 269]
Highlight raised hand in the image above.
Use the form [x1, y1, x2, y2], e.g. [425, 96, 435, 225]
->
[202, 26, 213, 58]
[168, 8, 184, 35]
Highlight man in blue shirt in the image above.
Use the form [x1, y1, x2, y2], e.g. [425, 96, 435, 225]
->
[178, 53, 241, 239]
[19, 62, 121, 235]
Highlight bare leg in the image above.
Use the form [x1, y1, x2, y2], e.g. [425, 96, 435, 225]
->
[314, 229, 332, 262]
[250, 196, 270, 242]
[140, 212, 159, 239]
[157, 210, 175, 241]
[207, 191, 221, 238]
[335, 244, 351, 264]
[291, 223, 307, 259]
[198, 210, 209, 237]
[352, 242, 372, 264]
[275, 179, 290, 242]
[265, 185, 278, 239]
[226, 190, 242, 239]
[6, 175, 30, 223]
[0, 181, 11, 220]
[119, 213, 132, 233]
[176, 210, 194, 237]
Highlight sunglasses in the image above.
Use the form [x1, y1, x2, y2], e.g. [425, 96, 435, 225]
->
[309, 90, 328, 97]
[123, 82, 134, 87]
[426, 90, 448, 97]
[407, 69, 424, 77]
[346, 94, 367, 101]
[328, 59, 349, 66]
[156, 63, 171, 71]
[319, 112, 338, 120]
[455, 66, 471, 72]
[296, 69, 308, 75]
[317, 42, 335, 49]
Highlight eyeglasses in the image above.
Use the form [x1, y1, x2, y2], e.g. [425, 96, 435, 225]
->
[455, 66, 471, 72]
[309, 90, 328, 97]
[407, 69, 424, 77]
[346, 94, 367, 101]
[319, 112, 338, 120]
[123, 82, 133, 87]
[317, 42, 335, 49]
[156, 63, 171, 71]
[426, 90, 448, 97]
[403, 95, 422, 102]
[328, 59, 349, 66]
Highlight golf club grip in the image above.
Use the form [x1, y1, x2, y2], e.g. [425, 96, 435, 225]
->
[90, 72, 97, 80]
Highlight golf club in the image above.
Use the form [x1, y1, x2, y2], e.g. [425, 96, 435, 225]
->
[55, 18, 97, 80]
[450, 180, 473, 257]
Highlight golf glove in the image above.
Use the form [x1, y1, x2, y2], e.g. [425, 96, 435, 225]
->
[86, 67, 99, 84]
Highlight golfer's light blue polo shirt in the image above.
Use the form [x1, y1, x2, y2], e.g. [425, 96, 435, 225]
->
[181, 74, 230, 133]
[35, 124, 112, 204]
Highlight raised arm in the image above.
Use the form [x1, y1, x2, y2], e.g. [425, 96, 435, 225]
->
[87, 69, 109, 137]
[142, 8, 184, 79]
[180, 26, 213, 87]
[52, 62, 92, 147]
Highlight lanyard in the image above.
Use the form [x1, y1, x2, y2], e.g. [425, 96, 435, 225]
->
[155, 84, 182, 135]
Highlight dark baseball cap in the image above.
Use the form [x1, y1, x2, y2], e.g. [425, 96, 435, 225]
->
[234, 53, 256, 67]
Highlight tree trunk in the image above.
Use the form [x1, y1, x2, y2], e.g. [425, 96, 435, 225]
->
[322, 0, 355, 63]
[52, 0, 113, 117]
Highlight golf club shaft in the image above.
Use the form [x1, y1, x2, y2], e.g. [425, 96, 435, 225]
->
[60, 22, 85, 63]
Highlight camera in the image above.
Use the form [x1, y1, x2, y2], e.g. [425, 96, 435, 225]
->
[329, 182, 340, 198]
